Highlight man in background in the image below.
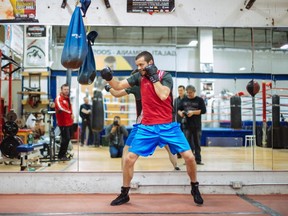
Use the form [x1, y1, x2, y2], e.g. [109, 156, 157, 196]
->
[174, 85, 186, 158]
[178, 85, 206, 165]
[54, 83, 74, 161]
[79, 97, 93, 146]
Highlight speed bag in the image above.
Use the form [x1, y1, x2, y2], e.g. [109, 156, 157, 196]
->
[230, 96, 242, 129]
[77, 42, 96, 85]
[61, 7, 88, 69]
[91, 90, 104, 132]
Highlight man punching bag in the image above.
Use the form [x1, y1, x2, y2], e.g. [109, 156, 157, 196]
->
[91, 90, 104, 132]
[230, 96, 242, 129]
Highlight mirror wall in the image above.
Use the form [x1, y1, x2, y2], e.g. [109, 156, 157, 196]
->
[0, 25, 287, 172]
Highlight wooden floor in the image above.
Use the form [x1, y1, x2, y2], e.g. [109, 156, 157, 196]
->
[0, 193, 287, 215]
[0, 143, 287, 172]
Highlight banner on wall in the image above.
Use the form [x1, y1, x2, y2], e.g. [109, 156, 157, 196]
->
[127, 0, 175, 13]
[93, 45, 177, 71]
[0, 0, 38, 23]
[24, 25, 48, 68]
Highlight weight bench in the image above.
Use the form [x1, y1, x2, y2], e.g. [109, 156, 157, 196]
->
[17, 143, 45, 171]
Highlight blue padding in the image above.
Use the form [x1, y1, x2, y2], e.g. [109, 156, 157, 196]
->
[17, 143, 44, 152]
[201, 128, 252, 146]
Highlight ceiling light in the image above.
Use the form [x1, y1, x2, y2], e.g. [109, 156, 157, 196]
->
[188, 40, 198, 47]
[239, 67, 246, 71]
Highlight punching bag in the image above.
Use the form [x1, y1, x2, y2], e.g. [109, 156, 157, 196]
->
[272, 94, 280, 128]
[91, 90, 104, 132]
[77, 33, 97, 85]
[246, 80, 260, 97]
[230, 96, 242, 129]
[61, 7, 88, 69]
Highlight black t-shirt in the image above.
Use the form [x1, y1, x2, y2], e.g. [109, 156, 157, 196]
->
[125, 85, 142, 119]
[178, 96, 206, 129]
[79, 103, 92, 121]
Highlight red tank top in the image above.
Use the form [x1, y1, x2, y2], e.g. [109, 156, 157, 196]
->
[141, 71, 173, 125]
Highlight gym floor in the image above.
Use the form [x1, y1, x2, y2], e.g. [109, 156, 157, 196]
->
[1, 143, 287, 172]
[0, 193, 287, 215]
[0, 144, 287, 215]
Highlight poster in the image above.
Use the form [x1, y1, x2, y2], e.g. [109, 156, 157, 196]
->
[127, 0, 175, 13]
[24, 25, 48, 68]
[0, 0, 38, 23]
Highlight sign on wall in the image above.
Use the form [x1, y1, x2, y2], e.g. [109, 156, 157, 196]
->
[0, 0, 38, 23]
[24, 25, 48, 69]
[127, 0, 175, 13]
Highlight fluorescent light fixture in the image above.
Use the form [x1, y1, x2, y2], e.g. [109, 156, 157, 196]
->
[280, 44, 288, 49]
[239, 67, 246, 71]
[188, 40, 198, 47]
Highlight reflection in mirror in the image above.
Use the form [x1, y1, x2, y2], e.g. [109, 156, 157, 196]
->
[271, 28, 288, 170]
[0, 26, 288, 172]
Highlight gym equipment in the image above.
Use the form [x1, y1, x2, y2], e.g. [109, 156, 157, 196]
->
[0, 136, 23, 159]
[40, 110, 58, 162]
[78, 31, 98, 85]
[100, 67, 113, 81]
[272, 94, 280, 128]
[2, 121, 18, 136]
[61, 6, 88, 69]
[6, 110, 17, 122]
[246, 79, 260, 97]
[17, 142, 46, 171]
[230, 96, 242, 129]
[91, 90, 104, 132]
[80, 0, 91, 17]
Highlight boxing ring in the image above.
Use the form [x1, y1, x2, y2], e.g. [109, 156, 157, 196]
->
[199, 80, 288, 149]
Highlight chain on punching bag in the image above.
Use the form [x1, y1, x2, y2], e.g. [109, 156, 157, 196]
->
[230, 96, 242, 129]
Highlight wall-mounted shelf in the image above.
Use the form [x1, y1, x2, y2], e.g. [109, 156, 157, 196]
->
[22, 71, 49, 77]
[21, 99, 49, 105]
[17, 91, 47, 95]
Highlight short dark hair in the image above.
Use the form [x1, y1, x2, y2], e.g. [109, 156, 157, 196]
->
[178, 85, 185, 90]
[186, 85, 196, 92]
[135, 51, 154, 63]
[61, 83, 69, 90]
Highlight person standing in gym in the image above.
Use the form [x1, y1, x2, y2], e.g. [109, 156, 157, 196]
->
[54, 83, 74, 161]
[177, 85, 206, 165]
[79, 97, 93, 146]
[173, 85, 186, 158]
[100, 51, 203, 206]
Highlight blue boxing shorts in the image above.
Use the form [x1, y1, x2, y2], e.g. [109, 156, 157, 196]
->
[125, 124, 139, 147]
[129, 122, 191, 157]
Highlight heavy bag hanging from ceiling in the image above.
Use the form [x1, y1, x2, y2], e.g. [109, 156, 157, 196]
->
[230, 96, 242, 129]
[91, 90, 104, 132]
[77, 31, 98, 85]
[61, 6, 88, 69]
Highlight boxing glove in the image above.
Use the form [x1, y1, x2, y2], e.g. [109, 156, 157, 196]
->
[104, 84, 112, 92]
[144, 64, 159, 83]
[100, 67, 113, 81]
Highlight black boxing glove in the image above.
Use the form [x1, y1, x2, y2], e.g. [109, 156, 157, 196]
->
[100, 67, 113, 81]
[144, 64, 159, 83]
[104, 84, 112, 92]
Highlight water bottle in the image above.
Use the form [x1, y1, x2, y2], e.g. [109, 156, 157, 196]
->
[28, 132, 34, 146]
